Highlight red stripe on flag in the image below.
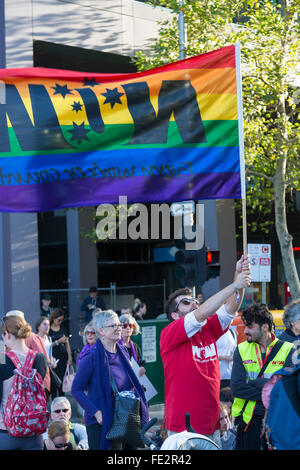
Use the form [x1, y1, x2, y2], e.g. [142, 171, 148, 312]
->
[0, 46, 236, 83]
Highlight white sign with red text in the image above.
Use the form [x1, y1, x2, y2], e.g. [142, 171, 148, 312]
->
[248, 244, 271, 282]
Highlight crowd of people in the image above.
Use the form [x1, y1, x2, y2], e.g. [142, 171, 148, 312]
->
[0, 293, 150, 451]
[0, 272, 299, 451]
[160, 257, 299, 451]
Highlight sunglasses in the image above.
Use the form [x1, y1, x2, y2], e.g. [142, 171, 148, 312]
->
[53, 408, 70, 414]
[52, 440, 70, 449]
[174, 297, 200, 312]
[122, 323, 134, 329]
[85, 331, 96, 335]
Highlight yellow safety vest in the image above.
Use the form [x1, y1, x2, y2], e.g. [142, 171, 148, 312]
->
[232, 337, 293, 426]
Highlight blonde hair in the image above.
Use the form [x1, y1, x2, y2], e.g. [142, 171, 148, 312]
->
[1, 315, 31, 339]
[47, 420, 70, 440]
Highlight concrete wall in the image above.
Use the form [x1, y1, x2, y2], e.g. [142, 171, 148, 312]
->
[5, 0, 172, 68]
[0, 213, 40, 326]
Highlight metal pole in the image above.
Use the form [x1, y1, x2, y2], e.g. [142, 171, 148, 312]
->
[163, 279, 166, 312]
[262, 282, 267, 304]
[178, 0, 185, 60]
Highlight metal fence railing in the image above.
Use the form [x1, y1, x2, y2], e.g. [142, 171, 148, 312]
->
[40, 280, 166, 350]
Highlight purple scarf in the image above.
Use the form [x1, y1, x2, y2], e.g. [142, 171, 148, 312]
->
[119, 337, 138, 363]
[76, 343, 96, 367]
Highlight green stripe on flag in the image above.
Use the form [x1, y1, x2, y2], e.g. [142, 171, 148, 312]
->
[1, 120, 238, 158]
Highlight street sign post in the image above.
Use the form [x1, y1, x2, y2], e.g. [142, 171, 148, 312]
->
[248, 244, 271, 304]
[248, 244, 271, 282]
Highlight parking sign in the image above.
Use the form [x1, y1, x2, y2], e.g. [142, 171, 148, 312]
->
[248, 244, 271, 282]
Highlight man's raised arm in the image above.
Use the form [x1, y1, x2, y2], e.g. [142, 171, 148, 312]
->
[193, 258, 251, 324]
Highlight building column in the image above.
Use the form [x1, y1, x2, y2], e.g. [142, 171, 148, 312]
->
[66, 207, 98, 349]
[0, 213, 40, 326]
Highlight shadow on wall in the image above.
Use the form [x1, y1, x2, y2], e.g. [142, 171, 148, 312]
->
[5, 0, 123, 68]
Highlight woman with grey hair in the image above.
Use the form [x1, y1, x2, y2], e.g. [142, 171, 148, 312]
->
[71, 310, 149, 450]
[119, 313, 146, 377]
[278, 299, 300, 344]
[76, 322, 97, 368]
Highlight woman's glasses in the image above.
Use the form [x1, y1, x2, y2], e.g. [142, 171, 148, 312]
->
[85, 331, 96, 336]
[104, 323, 122, 330]
[122, 323, 134, 329]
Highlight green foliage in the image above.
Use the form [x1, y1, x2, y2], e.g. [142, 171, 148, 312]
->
[133, 0, 300, 236]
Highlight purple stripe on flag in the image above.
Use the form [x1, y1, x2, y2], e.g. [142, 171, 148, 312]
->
[0, 172, 241, 212]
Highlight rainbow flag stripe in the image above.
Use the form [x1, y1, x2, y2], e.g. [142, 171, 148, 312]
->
[0, 45, 245, 212]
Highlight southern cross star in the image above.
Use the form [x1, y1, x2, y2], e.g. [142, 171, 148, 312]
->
[68, 122, 90, 145]
[51, 83, 73, 98]
[101, 87, 124, 109]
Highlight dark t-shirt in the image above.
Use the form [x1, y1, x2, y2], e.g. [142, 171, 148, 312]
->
[0, 352, 47, 402]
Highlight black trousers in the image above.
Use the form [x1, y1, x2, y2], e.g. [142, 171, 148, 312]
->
[86, 423, 135, 450]
[235, 414, 266, 450]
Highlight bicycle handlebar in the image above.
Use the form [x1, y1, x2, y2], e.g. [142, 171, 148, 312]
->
[141, 417, 158, 448]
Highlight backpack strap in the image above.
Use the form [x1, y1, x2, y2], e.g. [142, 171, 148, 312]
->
[6, 349, 37, 370]
[5, 351, 23, 370]
[240, 340, 285, 415]
[24, 349, 37, 369]
[258, 340, 284, 378]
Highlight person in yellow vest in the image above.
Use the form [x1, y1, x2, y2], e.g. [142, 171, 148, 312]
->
[230, 304, 295, 450]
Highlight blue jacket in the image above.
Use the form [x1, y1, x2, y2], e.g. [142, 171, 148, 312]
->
[80, 295, 106, 313]
[71, 338, 149, 450]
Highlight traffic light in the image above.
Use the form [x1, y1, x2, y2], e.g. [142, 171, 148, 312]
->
[174, 238, 206, 287]
[206, 249, 220, 279]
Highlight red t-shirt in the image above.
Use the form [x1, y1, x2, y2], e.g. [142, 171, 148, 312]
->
[160, 314, 225, 435]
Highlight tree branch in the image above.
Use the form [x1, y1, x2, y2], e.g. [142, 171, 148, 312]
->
[287, 107, 300, 119]
[285, 177, 300, 188]
[246, 168, 274, 182]
[242, 74, 276, 92]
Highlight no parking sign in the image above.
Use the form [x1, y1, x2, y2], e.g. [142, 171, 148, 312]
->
[248, 244, 271, 282]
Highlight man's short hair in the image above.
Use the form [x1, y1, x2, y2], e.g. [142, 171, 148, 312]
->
[241, 304, 275, 332]
[89, 286, 98, 293]
[50, 396, 71, 414]
[41, 294, 51, 301]
[220, 386, 234, 404]
[165, 288, 192, 322]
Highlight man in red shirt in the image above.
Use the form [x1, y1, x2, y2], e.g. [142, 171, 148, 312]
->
[160, 256, 251, 447]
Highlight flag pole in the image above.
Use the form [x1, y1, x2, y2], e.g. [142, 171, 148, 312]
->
[235, 42, 247, 256]
[178, 0, 185, 61]
[242, 199, 248, 256]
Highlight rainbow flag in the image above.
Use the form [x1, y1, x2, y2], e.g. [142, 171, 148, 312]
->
[0, 44, 245, 212]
